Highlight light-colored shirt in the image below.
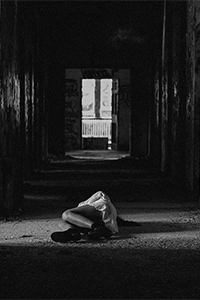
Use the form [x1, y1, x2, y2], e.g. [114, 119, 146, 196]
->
[78, 191, 118, 234]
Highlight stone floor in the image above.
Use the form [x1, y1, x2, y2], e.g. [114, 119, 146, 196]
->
[0, 196, 200, 299]
[65, 149, 130, 160]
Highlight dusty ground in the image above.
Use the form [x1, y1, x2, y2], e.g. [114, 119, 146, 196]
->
[0, 199, 200, 299]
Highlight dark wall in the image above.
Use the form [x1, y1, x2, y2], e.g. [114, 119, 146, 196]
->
[0, 1, 49, 216]
[153, 0, 199, 200]
[47, 64, 65, 157]
[0, 1, 25, 215]
[46, 1, 163, 68]
[45, 1, 163, 157]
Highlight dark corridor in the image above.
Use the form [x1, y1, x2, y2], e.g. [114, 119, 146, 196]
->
[0, 0, 199, 218]
[0, 2, 200, 299]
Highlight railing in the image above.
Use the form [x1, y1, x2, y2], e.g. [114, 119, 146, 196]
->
[82, 118, 111, 138]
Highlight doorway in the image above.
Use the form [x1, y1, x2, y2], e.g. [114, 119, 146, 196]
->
[64, 68, 130, 156]
[81, 78, 116, 150]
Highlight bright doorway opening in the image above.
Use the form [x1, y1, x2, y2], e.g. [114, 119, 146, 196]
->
[82, 79, 113, 150]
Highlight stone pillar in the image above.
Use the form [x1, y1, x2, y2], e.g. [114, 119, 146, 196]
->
[194, 1, 200, 202]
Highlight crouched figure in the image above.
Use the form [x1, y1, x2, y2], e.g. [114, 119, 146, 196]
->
[51, 191, 119, 243]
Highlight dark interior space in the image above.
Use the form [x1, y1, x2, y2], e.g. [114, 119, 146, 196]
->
[0, 1, 200, 299]
[45, 1, 164, 159]
[0, 0, 199, 212]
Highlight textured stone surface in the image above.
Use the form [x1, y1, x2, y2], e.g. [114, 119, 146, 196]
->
[0, 203, 200, 299]
[0, 2, 48, 214]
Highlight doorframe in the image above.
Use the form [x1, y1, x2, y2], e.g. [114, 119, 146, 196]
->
[81, 78, 114, 150]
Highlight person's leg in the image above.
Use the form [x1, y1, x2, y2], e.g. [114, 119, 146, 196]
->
[63, 205, 112, 240]
[51, 204, 112, 243]
[51, 205, 102, 243]
[58, 220, 74, 231]
[61, 205, 103, 229]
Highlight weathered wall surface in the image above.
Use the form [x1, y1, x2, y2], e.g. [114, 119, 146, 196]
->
[0, 1, 23, 215]
[194, 0, 200, 199]
[0, 1, 48, 216]
[117, 69, 131, 151]
[154, 0, 199, 200]
[65, 69, 82, 151]
[170, 2, 184, 180]
[151, 65, 161, 165]
[170, 2, 187, 182]
[185, 0, 199, 198]
[130, 66, 152, 158]
[186, 1, 196, 194]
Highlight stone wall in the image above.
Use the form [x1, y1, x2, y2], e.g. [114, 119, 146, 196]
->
[154, 0, 199, 200]
[194, 0, 200, 199]
[0, 1, 48, 216]
[185, 0, 200, 198]
[0, 1, 23, 216]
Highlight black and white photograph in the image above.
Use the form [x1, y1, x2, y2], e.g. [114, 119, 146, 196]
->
[0, 0, 199, 299]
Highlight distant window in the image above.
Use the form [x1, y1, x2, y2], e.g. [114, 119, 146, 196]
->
[82, 79, 112, 119]
[100, 79, 112, 119]
[82, 79, 95, 118]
